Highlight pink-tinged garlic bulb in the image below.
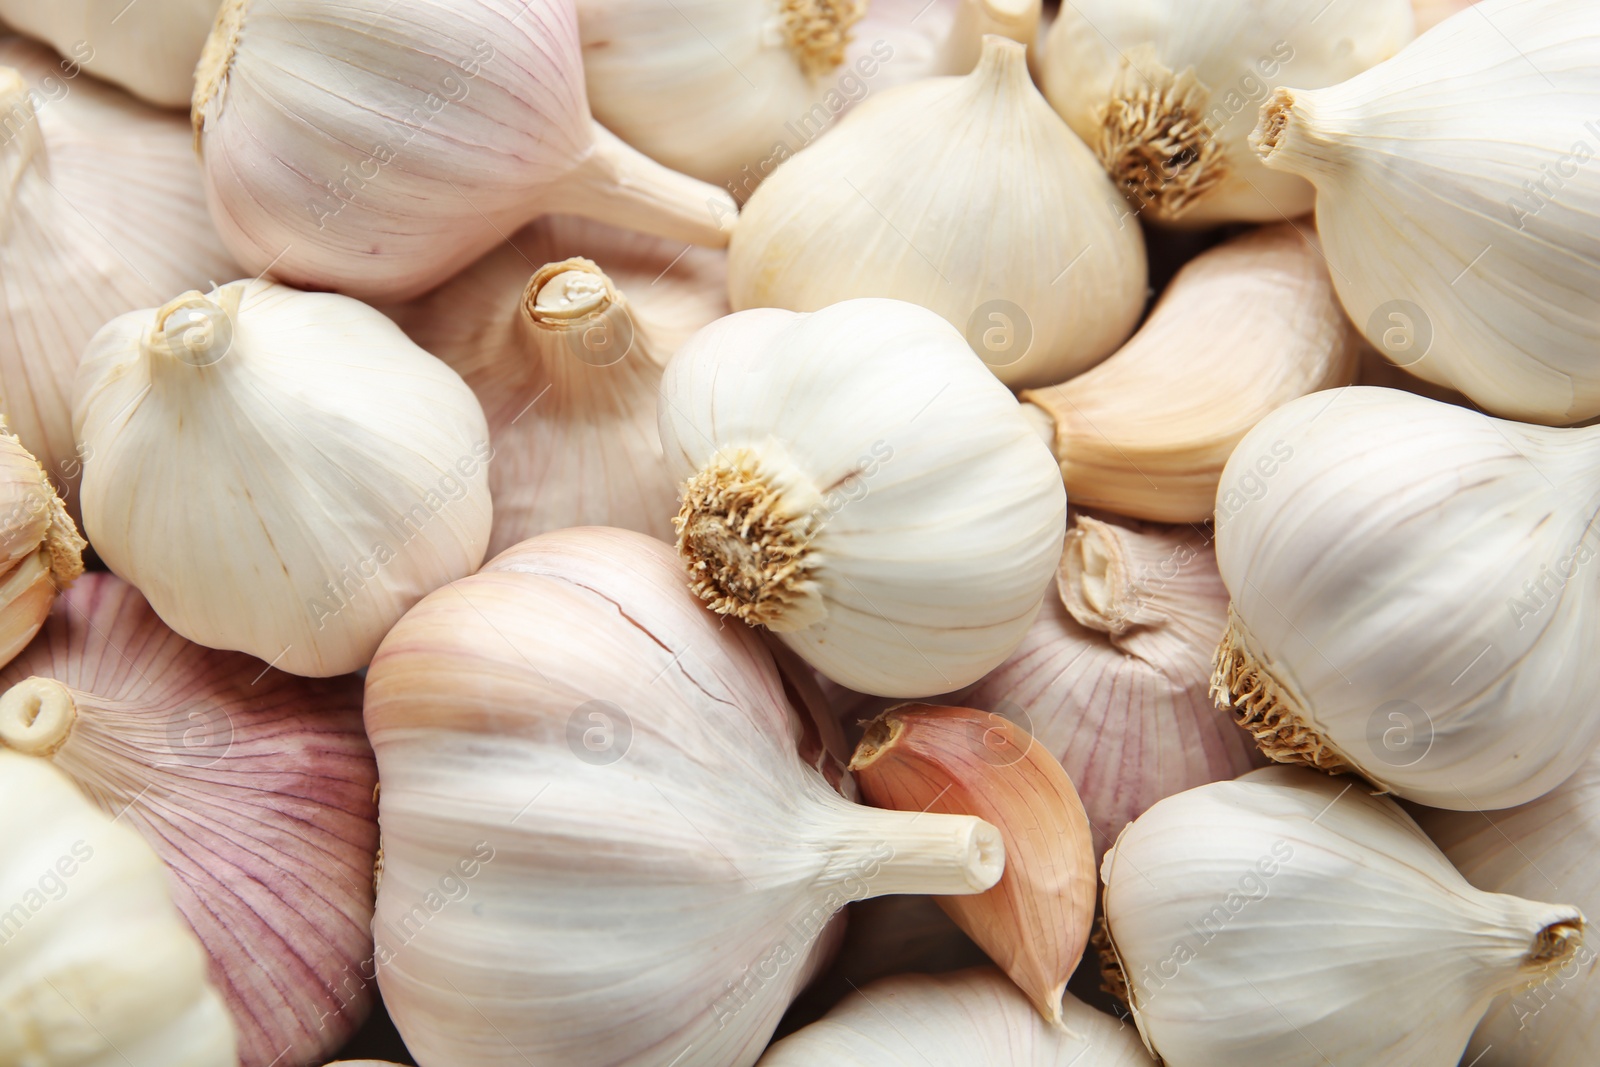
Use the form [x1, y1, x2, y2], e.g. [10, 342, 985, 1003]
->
[0, 573, 379, 1067]
[965, 513, 1263, 860]
[192, 0, 737, 302]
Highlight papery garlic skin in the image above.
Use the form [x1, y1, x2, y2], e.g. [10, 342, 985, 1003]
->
[660, 298, 1067, 698]
[760, 967, 1152, 1066]
[1212, 386, 1600, 809]
[193, 0, 736, 302]
[1101, 766, 1585, 1067]
[0, 749, 238, 1067]
[1021, 223, 1357, 522]
[0, 0, 218, 106]
[365, 527, 1002, 1067]
[0, 572, 378, 1067]
[1041, 0, 1412, 225]
[1254, 0, 1600, 423]
[729, 36, 1146, 389]
[0, 39, 238, 520]
[1419, 746, 1600, 1066]
[74, 280, 492, 677]
[0, 419, 84, 669]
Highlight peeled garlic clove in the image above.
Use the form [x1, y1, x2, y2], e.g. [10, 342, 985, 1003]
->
[967, 513, 1264, 863]
[1040, 0, 1413, 225]
[660, 298, 1067, 698]
[387, 218, 728, 556]
[728, 35, 1145, 389]
[365, 527, 1002, 1067]
[1254, 0, 1600, 423]
[1101, 765, 1586, 1067]
[760, 967, 1153, 1066]
[578, 0, 1039, 194]
[0, 748, 238, 1066]
[1418, 746, 1600, 1065]
[193, 0, 737, 302]
[1211, 386, 1600, 809]
[0, 572, 378, 1067]
[1021, 223, 1358, 522]
[850, 704, 1096, 1028]
[73, 280, 492, 677]
[0, 1, 219, 106]
[0, 39, 239, 521]
[0, 419, 84, 669]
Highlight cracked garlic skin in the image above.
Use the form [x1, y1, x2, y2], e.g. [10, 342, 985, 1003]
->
[364, 527, 1001, 1067]
[1040, 0, 1412, 226]
[191, 0, 735, 303]
[1254, 0, 1600, 424]
[729, 35, 1146, 390]
[0, 0, 219, 107]
[73, 280, 492, 677]
[659, 298, 1067, 698]
[1101, 766, 1586, 1067]
[0, 749, 238, 1067]
[1212, 386, 1600, 810]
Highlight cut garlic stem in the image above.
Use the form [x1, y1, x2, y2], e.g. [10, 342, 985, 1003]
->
[0, 675, 75, 757]
[557, 122, 737, 247]
[819, 792, 1005, 896]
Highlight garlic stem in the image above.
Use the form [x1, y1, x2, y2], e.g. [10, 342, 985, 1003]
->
[0, 675, 77, 756]
[1059, 516, 1128, 633]
[816, 789, 1005, 896]
[1252, 88, 1340, 181]
[558, 122, 737, 248]
[1527, 918, 1584, 971]
[142, 289, 239, 371]
[939, 7, 1042, 74]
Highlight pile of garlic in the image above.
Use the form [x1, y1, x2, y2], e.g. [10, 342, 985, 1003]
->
[2, 0, 1597, 1064]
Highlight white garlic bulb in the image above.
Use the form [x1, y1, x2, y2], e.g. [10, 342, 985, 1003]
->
[0, 0, 218, 107]
[0, 572, 379, 1067]
[1101, 765, 1586, 1067]
[1211, 386, 1600, 810]
[1254, 0, 1600, 423]
[1040, 0, 1413, 226]
[74, 280, 492, 677]
[659, 298, 1067, 697]
[193, 0, 737, 302]
[759, 967, 1153, 1065]
[388, 217, 728, 556]
[0, 38, 238, 520]
[0, 748, 238, 1067]
[365, 526, 1003, 1067]
[1419, 745, 1600, 1066]
[578, 0, 1040, 194]
[729, 35, 1146, 389]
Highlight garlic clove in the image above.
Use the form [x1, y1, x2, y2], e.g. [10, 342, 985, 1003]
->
[0, 417, 84, 671]
[849, 703, 1097, 1028]
[1040, 0, 1413, 226]
[727, 34, 1147, 389]
[1020, 223, 1357, 523]
[0, 0, 220, 107]
[1101, 765, 1587, 1066]
[0, 572, 380, 1067]
[1252, 0, 1600, 424]
[192, 0, 737, 302]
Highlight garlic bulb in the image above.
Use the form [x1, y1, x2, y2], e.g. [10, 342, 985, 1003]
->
[760, 968, 1154, 1066]
[74, 280, 492, 677]
[0, 37, 238, 519]
[729, 35, 1146, 389]
[1040, 0, 1413, 226]
[1418, 746, 1600, 1066]
[1254, 0, 1600, 423]
[1100, 765, 1586, 1067]
[0, 420, 84, 669]
[659, 298, 1067, 698]
[966, 513, 1263, 863]
[0, 572, 378, 1067]
[193, 0, 737, 302]
[1211, 386, 1600, 810]
[1020, 223, 1357, 522]
[578, 0, 1040, 194]
[0, 0, 218, 107]
[365, 526, 1003, 1067]
[0, 748, 238, 1067]
[387, 217, 727, 556]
